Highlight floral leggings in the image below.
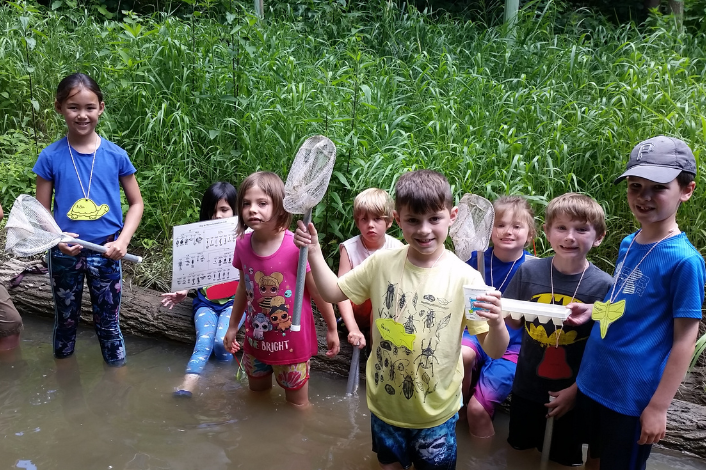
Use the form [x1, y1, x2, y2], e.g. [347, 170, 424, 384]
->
[49, 247, 125, 366]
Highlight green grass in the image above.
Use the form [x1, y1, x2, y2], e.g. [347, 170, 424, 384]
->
[1, 0, 705, 285]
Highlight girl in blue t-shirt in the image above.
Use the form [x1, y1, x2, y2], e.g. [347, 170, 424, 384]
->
[461, 195, 536, 438]
[161, 182, 246, 397]
[34, 73, 144, 367]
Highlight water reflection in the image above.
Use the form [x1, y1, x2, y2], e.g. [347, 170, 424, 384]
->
[1, 316, 704, 470]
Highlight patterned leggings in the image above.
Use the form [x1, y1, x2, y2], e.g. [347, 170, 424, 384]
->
[186, 306, 244, 375]
[49, 248, 125, 366]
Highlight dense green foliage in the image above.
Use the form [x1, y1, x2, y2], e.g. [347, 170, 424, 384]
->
[1, 0, 705, 287]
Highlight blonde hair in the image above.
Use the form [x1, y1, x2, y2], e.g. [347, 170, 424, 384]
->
[353, 188, 395, 220]
[545, 193, 607, 237]
[494, 195, 537, 245]
[236, 172, 292, 237]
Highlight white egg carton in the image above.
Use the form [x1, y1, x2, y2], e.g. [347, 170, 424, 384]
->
[501, 298, 569, 326]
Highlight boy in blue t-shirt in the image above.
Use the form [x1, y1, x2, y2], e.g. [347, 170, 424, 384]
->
[574, 136, 705, 469]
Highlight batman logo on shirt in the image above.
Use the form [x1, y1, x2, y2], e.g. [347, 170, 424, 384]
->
[531, 293, 581, 306]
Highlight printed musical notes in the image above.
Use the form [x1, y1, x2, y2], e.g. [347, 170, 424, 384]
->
[171, 217, 240, 292]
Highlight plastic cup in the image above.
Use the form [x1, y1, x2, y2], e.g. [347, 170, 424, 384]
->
[463, 285, 498, 321]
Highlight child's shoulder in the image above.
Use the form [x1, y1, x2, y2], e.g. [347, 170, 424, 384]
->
[99, 138, 130, 158]
[585, 262, 614, 286]
[516, 256, 549, 273]
[673, 232, 704, 259]
[384, 234, 404, 248]
[340, 234, 360, 248]
[446, 250, 485, 282]
[40, 137, 69, 156]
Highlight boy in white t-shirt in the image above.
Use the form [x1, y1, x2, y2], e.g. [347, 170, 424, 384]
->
[338, 188, 403, 345]
[295, 170, 509, 469]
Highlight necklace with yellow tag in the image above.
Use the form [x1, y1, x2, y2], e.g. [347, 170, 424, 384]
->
[592, 229, 675, 338]
[66, 135, 109, 221]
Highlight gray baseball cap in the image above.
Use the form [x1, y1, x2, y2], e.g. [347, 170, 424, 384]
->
[614, 135, 696, 184]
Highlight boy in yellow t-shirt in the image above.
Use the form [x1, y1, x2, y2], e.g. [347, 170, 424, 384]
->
[294, 170, 509, 470]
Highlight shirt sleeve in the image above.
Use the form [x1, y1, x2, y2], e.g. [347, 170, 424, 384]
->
[232, 237, 243, 269]
[33, 150, 53, 181]
[670, 254, 706, 319]
[338, 254, 374, 305]
[465, 318, 490, 336]
[118, 148, 137, 177]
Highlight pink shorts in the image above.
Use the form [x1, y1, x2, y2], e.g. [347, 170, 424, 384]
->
[242, 353, 310, 390]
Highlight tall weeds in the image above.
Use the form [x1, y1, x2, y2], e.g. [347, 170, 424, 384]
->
[1, 0, 705, 276]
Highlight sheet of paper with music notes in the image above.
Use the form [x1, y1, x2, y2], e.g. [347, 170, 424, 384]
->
[170, 217, 240, 292]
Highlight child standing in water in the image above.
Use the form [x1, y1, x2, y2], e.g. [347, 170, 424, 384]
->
[461, 195, 536, 438]
[295, 169, 509, 469]
[223, 171, 352, 406]
[575, 136, 704, 469]
[505, 193, 612, 467]
[338, 188, 403, 345]
[162, 182, 247, 397]
[34, 73, 144, 367]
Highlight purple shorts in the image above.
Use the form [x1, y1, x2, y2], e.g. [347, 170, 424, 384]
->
[462, 331, 517, 417]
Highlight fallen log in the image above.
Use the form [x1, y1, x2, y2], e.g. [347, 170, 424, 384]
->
[0, 258, 356, 378]
[3, 258, 706, 459]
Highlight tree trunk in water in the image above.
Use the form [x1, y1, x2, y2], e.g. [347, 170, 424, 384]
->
[0, 258, 356, 378]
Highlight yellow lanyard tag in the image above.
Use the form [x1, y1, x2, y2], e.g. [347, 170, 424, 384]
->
[591, 300, 626, 339]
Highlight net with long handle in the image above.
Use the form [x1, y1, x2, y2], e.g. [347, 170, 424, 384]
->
[283, 135, 337, 331]
[283, 135, 337, 215]
[5, 194, 142, 263]
[450, 193, 495, 269]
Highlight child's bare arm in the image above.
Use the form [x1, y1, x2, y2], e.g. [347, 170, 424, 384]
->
[638, 317, 699, 445]
[293, 220, 348, 303]
[306, 271, 340, 357]
[337, 247, 366, 348]
[474, 291, 510, 359]
[105, 174, 144, 260]
[224, 271, 248, 353]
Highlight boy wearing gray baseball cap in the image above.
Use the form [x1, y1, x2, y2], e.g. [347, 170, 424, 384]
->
[572, 136, 705, 469]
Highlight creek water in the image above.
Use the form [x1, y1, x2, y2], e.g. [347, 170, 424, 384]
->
[1, 316, 704, 470]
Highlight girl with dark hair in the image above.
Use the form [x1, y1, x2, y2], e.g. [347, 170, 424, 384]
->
[34, 73, 144, 367]
[162, 182, 246, 397]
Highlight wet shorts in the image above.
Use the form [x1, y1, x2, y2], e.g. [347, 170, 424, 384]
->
[577, 389, 652, 469]
[508, 393, 585, 466]
[242, 353, 310, 390]
[371, 413, 457, 470]
[462, 332, 516, 417]
[0, 285, 22, 338]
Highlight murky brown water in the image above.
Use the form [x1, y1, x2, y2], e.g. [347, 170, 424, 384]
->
[2, 316, 704, 470]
